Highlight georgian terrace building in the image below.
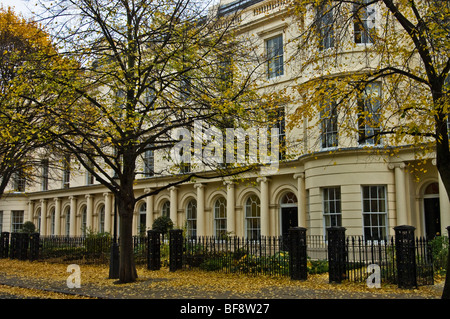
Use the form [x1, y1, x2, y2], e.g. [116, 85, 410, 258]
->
[0, 0, 449, 241]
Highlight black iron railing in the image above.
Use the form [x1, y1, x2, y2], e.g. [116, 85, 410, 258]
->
[182, 235, 290, 277]
[0, 227, 443, 288]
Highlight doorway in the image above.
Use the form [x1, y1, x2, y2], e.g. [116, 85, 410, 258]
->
[423, 182, 441, 240]
[281, 207, 298, 237]
[280, 192, 298, 250]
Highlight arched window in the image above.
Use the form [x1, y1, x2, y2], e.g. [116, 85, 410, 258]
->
[98, 205, 105, 233]
[186, 199, 197, 238]
[280, 192, 297, 205]
[65, 207, 71, 236]
[245, 195, 260, 240]
[81, 206, 87, 236]
[36, 208, 41, 234]
[214, 197, 227, 238]
[161, 200, 170, 218]
[424, 182, 439, 196]
[139, 202, 147, 235]
[50, 208, 55, 236]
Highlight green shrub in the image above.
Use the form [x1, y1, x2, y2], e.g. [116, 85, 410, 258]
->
[307, 259, 329, 274]
[430, 236, 449, 275]
[152, 216, 174, 236]
[21, 221, 36, 234]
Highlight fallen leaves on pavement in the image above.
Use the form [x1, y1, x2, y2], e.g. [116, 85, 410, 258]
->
[0, 259, 444, 299]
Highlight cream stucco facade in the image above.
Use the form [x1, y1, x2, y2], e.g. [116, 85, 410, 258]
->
[0, 0, 449, 241]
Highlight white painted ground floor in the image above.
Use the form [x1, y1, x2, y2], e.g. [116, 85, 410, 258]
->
[1, 148, 449, 241]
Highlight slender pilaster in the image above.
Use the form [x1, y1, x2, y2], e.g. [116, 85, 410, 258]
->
[40, 199, 47, 235]
[194, 183, 205, 237]
[54, 198, 61, 236]
[86, 195, 93, 232]
[438, 173, 450, 235]
[294, 173, 306, 228]
[169, 187, 178, 226]
[224, 181, 235, 235]
[27, 201, 34, 224]
[389, 163, 407, 226]
[103, 193, 112, 234]
[69, 196, 77, 236]
[257, 177, 270, 237]
[145, 188, 154, 230]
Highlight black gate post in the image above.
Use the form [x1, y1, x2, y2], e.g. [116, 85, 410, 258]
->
[289, 227, 308, 280]
[147, 230, 161, 270]
[169, 229, 183, 272]
[29, 233, 40, 261]
[327, 226, 346, 283]
[0, 232, 9, 258]
[10, 233, 18, 259]
[394, 225, 417, 289]
[18, 233, 29, 260]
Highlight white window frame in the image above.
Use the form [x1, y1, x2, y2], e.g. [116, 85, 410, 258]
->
[266, 34, 284, 79]
[99, 205, 105, 233]
[358, 82, 382, 146]
[323, 187, 342, 231]
[138, 203, 146, 235]
[11, 210, 24, 233]
[161, 200, 170, 218]
[245, 195, 261, 240]
[317, 3, 334, 50]
[214, 197, 227, 238]
[186, 199, 197, 238]
[353, 0, 376, 44]
[320, 99, 338, 149]
[81, 206, 87, 236]
[361, 185, 388, 241]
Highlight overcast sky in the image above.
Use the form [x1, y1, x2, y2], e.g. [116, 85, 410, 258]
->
[1, 0, 221, 17]
[0, 0, 39, 18]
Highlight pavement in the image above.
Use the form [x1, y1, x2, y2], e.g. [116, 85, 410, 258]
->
[0, 259, 447, 317]
[0, 267, 445, 300]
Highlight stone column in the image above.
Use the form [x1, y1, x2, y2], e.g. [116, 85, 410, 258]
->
[86, 195, 93, 232]
[54, 198, 61, 236]
[27, 201, 34, 224]
[145, 188, 154, 231]
[103, 193, 112, 234]
[169, 187, 178, 226]
[257, 177, 270, 237]
[224, 181, 235, 235]
[69, 196, 77, 236]
[389, 163, 407, 226]
[195, 183, 205, 237]
[438, 173, 450, 235]
[294, 173, 306, 228]
[40, 199, 47, 235]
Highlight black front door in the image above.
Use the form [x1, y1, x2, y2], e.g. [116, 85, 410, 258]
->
[424, 197, 441, 240]
[281, 206, 298, 250]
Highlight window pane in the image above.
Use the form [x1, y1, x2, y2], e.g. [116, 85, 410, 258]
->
[214, 197, 227, 238]
[318, 4, 334, 50]
[267, 35, 284, 78]
[12, 211, 24, 233]
[245, 195, 260, 239]
[323, 187, 341, 228]
[362, 186, 387, 240]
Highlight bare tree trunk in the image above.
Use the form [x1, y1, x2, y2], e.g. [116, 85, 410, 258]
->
[433, 99, 450, 299]
[118, 197, 138, 283]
